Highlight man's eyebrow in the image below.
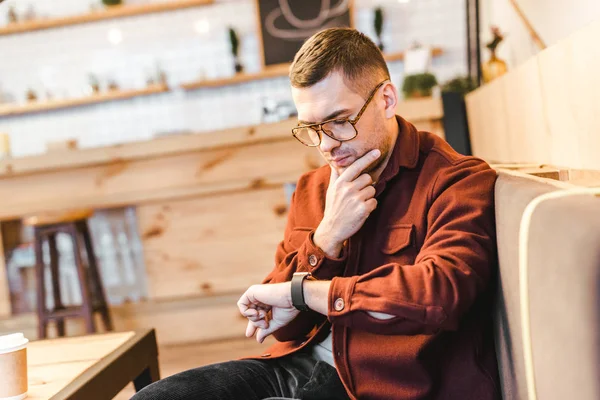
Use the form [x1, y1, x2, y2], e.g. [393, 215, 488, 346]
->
[298, 108, 351, 125]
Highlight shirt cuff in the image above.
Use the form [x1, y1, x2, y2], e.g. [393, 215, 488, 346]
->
[298, 231, 348, 279]
[328, 275, 359, 321]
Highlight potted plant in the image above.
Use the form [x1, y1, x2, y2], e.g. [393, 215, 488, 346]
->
[402, 73, 438, 98]
[482, 26, 507, 82]
[374, 7, 384, 51]
[228, 27, 243, 73]
[440, 76, 478, 155]
[441, 76, 477, 96]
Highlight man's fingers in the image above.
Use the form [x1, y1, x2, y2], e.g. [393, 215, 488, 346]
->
[365, 198, 378, 212]
[245, 318, 270, 338]
[256, 320, 283, 343]
[358, 185, 377, 201]
[243, 308, 267, 322]
[353, 173, 374, 190]
[339, 149, 380, 182]
[245, 321, 257, 338]
[329, 162, 340, 183]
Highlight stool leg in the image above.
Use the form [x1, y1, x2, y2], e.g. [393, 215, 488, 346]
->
[34, 229, 48, 339]
[48, 233, 66, 337]
[78, 221, 113, 331]
[68, 224, 96, 334]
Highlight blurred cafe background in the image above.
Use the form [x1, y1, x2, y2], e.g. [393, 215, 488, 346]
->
[0, 0, 599, 399]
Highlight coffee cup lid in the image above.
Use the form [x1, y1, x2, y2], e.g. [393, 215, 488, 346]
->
[0, 333, 28, 355]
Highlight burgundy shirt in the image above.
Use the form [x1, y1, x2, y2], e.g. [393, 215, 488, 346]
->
[251, 116, 500, 399]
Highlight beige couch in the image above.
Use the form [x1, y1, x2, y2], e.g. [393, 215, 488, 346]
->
[493, 170, 600, 399]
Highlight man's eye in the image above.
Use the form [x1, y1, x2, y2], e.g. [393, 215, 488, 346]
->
[333, 120, 346, 126]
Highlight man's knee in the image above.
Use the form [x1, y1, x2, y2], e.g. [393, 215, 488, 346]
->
[131, 360, 274, 400]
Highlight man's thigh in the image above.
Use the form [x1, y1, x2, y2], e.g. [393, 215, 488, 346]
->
[131, 359, 294, 400]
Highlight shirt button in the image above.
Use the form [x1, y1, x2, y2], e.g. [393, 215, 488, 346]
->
[308, 254, 318, 266]
[334, 298, 345, 311]
[261, 353, 271, 357]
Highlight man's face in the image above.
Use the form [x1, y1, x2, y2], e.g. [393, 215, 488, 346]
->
[292, 71, 393, 177]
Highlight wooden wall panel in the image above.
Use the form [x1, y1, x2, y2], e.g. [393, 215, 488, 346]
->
[137, 187, 288, 300]
[537, 40, 584, 168]
[502, 57, 551, 164]
[467, 78, 511, 163]
[538, 20, 600, 170]
[467, 18, 600, 169]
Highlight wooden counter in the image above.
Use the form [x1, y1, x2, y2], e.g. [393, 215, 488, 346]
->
[0, 119, 316, 219]
[0, 100, 445, 341]
[0, 119, 317, 321]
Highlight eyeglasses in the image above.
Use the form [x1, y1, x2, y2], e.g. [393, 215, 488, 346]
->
[292, 80, 388, 147]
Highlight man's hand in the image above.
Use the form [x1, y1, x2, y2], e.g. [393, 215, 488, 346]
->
[314, 149, 381, 257]
[237, 283, 299, 343]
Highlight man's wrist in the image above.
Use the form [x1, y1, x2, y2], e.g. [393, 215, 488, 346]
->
[313, 227, 343, 258]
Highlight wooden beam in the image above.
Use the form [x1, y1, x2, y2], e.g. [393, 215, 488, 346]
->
[508, 0, 547, 50]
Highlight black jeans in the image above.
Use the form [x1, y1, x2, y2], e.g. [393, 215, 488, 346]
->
[131, 350, 349, 400]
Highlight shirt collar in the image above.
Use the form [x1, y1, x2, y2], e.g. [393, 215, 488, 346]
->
[375, 115, 419, 191]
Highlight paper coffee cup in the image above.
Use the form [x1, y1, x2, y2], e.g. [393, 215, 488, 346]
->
[0, 333, 28, 400]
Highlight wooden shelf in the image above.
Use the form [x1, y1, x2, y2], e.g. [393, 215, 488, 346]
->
[0, 84, 169, 117]
[384, 47, 444, 62]
[0, 0, 214, 36]
[0, 48, 444, 117]
[180, 64, 291, 90]
[181, 48, 444, 91]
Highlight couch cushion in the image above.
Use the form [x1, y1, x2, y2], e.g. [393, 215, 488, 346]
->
[493, 170, 572, 399]
[520, 189, 600, 400]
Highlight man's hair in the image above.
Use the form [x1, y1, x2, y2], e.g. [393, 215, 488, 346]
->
[290, 28, 390, 99]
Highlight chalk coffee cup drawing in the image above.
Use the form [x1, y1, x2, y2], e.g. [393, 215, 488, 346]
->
[0, 333, 29, 400]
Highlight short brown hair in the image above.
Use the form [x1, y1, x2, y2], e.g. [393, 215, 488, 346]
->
[290, 28, 390, 99]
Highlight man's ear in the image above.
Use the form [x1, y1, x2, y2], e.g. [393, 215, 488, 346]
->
[382, 83, 398, 119]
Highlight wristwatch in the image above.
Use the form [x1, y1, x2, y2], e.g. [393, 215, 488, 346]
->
[291, 272, 315, 311]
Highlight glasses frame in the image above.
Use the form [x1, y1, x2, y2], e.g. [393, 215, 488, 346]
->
[292, 79, 389, 147]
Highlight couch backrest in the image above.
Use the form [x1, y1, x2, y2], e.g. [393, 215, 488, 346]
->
[519, 189, 600, 400]
[493, 170, 572, 399]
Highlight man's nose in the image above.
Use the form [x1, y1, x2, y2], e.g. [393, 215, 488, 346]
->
[319, 131, 341, 154]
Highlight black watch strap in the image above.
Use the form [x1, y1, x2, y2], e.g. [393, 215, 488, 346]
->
[291, 272, 313, 311]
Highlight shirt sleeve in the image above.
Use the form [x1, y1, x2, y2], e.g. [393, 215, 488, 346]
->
[262, 187, 348, 341]
[328, 158, 497, 335]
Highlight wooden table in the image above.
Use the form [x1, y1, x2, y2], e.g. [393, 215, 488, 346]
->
[26, 329, 159, 400]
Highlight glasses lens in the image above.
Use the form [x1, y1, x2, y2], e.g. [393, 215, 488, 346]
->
[322, 120, 357, 141]
[293, 127, 321, 146]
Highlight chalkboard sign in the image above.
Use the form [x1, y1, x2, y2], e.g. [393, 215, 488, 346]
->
[256, 0, 354, 68]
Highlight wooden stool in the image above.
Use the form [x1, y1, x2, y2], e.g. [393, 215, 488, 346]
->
[24, 210, 113, 339]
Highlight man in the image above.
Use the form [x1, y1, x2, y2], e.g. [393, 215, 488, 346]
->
[134, 28, 500, 400]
